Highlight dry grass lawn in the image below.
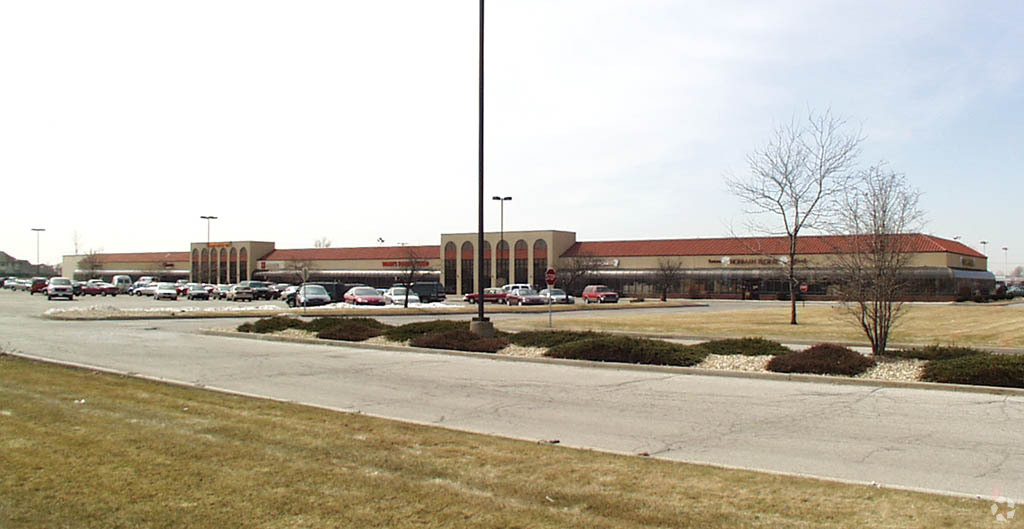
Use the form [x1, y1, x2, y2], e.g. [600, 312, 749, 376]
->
[0, 354, 992, 528]
[506, 302, 1024, 349]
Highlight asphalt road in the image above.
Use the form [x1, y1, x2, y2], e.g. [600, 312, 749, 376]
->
[3, 289, 1023, 501]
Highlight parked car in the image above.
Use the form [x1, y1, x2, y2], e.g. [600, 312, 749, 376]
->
[384, 286, 420, 305]
[227, 284, 253, 301]
[344, 286, 386, 306]
[186, 283, 209, 300]
[506, 288, 547, 306]
[410, 281, 447, 303]
[46, 277, 74, 300]
[153, 283, 178, 300]
[237, 280, 272, 300]
[111, 275, 133, 293]
[29, 277, 48, 295]
[211, 284, 231, 300]
[291, 284, 332, 307]
[310, 282, 368, 303]
[539, 288, 575, 304]
[81, 281, 119, 296]
[582, 284, 619, 304]
[463, 287, 507, 304]
[137, 282, 160, 296]
[279, 285, 300, 305]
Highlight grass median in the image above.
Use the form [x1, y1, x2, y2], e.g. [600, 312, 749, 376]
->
[0, 354, 991, 528]
[508, 302, 1024, 349]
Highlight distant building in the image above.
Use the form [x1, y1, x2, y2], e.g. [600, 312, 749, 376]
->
[0, 251, 54, 277]
[61, 230, 994, 301]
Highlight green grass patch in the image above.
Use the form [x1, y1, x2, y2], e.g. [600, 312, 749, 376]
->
[545, 336, 707, 367]
[922, 353, 1024, 388]
[0, 354, 992, 528]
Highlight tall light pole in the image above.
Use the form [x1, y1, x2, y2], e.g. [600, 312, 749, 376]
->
[469, 0, 494, 338]
[31, 228, 45, 275]
[492, 196, 511, 286]
[200, 215, 218, 244]
[1003, 246, 1009, 277]
[980, 240, 989, 256]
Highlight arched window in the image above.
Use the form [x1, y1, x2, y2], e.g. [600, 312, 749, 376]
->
[229, 248, 238, 283]
[514, 240, 528, 284]
[532, 239, 548, 289]
[496, 240, 509, 287]
[209, 248, 217, 284]
[481, 241, 492, 289]
[444, 242, 457, 293]
[460, 241, 474, 294]
[219, 248, 228, 283]
[191, 249, 199, 281]
[200, 248, 209, 283]
[239, 248, 248, 281]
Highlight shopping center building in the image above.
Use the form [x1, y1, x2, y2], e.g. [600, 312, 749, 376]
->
[61, 230, 994, 300]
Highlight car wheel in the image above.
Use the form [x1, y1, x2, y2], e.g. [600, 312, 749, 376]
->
[518, 300, 524, 306]
[101, 292, 106, 296]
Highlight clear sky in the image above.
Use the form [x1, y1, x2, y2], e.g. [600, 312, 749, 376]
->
[2, 1, 1022, 274]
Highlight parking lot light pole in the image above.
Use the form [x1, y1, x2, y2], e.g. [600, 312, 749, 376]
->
[1003, 247, 1009, 277]
[200, 215, 218, 245]
[492, 196, 511, 285]
[31, 228, 45, 275]
[469, 0, 495, 338]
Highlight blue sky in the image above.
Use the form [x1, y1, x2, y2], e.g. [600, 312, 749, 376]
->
[2, 1, 1022, 273]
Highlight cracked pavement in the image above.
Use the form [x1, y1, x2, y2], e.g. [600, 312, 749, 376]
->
[4, 292, 1024, 500]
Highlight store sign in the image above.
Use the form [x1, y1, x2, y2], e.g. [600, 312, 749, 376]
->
[594, 259, 620, 268]
[382, 260, 430, 268]
[207, 242, 231, 248]
[710, 257, 808, 265]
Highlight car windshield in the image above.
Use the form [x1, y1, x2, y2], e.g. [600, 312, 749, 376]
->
[51, 278, 71, 285]
[518, 289, 538, 296]
[303, 285, 328, 295]
[157, 284, 175, 290]
[548, 289, 565, 295]
[596, 286, 611, 292]
[390, 287, 408, 295]
[351, 288, 377, 296]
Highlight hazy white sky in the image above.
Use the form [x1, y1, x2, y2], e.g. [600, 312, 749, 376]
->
[2, 1, 1022, 273]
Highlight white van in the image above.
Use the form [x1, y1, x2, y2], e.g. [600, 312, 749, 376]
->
[111, 275, 133, 293]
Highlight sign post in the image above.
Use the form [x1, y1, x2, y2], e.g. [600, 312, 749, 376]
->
[545, 268, 556, 327]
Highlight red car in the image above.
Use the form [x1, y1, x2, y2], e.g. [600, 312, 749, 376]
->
[28, 277, 48, 295]
[344, 286, 386, 306]
[463, 287, 507, 304]
[505, 287, 547, 306]
[81, 282, 119, 296]
[582, 284, 619, 304]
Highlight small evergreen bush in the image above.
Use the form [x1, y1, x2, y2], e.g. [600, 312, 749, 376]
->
[767, 344, 875, 376]
[508, 330, 609, 348]
[884, 345, 986, 361]
[384, 320, 472, 342]
[545, 336, 707, 367]
[689, 337, 791, 357]
[306, 317, 390, 334]
[922, 354, 1024, 388]
[316, 319, 388, 342]
[410, 329, 508, 353]
[238, 316, 305, 334]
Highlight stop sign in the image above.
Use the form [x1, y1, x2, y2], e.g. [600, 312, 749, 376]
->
[545, 268, 556, 287]
[800, 283, 808, 293]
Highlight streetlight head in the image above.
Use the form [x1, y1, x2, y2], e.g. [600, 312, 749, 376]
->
[492, 196, 501, 200]
[503, 196, 512, 201]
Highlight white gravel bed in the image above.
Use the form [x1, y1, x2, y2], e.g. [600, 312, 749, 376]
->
[697, 354, 772, 372]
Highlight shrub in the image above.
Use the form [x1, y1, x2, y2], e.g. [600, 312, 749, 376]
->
[384, 320, 472, 342]
[922, 354, 1024, 388]
[767, 344, 875, 376]
[508, 330, 609, 348]
[689, 337, 791, 357]
[305, 317, 390, 334]
[238, 316, 306, 334]
[884, 345, 986, 361]
[316, 319, 387, 342]
[545, 336, 707, 367]
[410, 329, 508, 353]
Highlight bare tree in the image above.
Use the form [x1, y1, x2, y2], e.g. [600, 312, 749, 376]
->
[831, 165, 924, 355]
[396, 245, 428, 308]
[79, 250, 104, 280]
[727, 108, 863, 324]
[558, 252, 601, 296]
[652, 259, 683, 301]
[1011, 266, 1023, 279]
[314, 237, 332, 248]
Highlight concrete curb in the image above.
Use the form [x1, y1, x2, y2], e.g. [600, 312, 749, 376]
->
[200, 329, 1024, 398]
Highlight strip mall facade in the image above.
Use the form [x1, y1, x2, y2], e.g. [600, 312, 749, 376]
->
[61, 230, 994, 301]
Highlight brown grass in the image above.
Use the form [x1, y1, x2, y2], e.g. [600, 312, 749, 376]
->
[0, 354, 990, 528]
[508, 303, 1024, 349]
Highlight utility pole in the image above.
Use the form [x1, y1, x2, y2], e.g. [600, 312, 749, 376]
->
[31, 228, 45, 275]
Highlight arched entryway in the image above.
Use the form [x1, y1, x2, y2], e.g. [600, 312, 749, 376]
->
[460, 242, 474, 294]
[532, 239, 547, 289]
[444, 242, 457, 293]
[514, 240, 528, 284]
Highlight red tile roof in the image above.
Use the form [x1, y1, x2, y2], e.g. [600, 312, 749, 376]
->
[263, 245, 440, 261]
[95, 252, 191, 263]
[560, 234, 985, 259]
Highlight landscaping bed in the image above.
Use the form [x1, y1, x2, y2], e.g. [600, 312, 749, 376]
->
[226, 318, 1024, 386]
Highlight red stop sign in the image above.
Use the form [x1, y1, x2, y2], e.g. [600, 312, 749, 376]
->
[800, 283, 808, 293]
[545, 268, 556, 286]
